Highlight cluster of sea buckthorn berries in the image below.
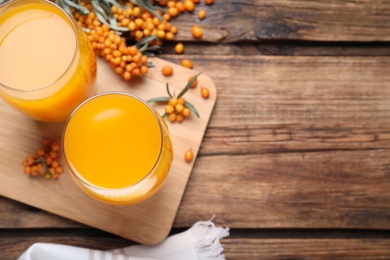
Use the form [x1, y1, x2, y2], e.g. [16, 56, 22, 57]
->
[165, 97, 191, 123]
[73, 3, 149, 81]
[21, 140, 64, 180]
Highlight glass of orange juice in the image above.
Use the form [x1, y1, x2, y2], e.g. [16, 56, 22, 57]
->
[0, 0, 96, 122]
[62, 92, 173, 205]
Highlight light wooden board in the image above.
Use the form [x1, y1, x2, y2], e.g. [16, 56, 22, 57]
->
[0, 57, 217, 245]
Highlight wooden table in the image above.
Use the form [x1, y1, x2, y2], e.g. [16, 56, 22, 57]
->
[2, 1, 390, 259]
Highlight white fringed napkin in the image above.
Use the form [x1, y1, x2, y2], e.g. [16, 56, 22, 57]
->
[18, 218, 229, 260]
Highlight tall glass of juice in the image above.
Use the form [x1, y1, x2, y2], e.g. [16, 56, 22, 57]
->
[63, 92, 173, 205]
[0, 0, 96, 122]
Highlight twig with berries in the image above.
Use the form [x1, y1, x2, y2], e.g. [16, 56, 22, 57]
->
[21, 139, 64, 180]
[148, 72, 200, 123]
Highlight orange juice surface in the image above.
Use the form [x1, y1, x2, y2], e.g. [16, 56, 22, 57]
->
[0, 1, 96, 122]
[64, 93, 173, 205]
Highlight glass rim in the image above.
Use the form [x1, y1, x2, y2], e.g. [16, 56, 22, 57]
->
[62, 91, 165, 192]
[0, 0, 79, 93]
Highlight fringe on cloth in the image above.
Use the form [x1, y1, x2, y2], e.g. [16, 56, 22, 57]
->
[190, 216, 230, 260]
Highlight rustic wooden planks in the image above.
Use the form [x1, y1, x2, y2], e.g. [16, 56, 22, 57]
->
[2, 236, 390, 260]
[1, 55, 390, 231]
[171, 0, 390, 43]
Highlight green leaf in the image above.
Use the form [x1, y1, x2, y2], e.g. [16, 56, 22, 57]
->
[162, 112, 168, 118]
[184, 101, 200, 118]
[91, 0, 129, 32]
[63, 0, 90, 15]
[177, 72, 201, 99]
[147, 96, 170, 103]
[135, 0, 164, 21]
[166, 83, 172, 97]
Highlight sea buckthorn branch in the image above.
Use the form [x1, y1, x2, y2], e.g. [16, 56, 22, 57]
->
[21, 140, 64, 180]
[148, 72, 200, 122]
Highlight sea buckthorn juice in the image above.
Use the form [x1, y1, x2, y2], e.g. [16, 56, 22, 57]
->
[63, 92, 173, 205]
[0, 0, 96, 122]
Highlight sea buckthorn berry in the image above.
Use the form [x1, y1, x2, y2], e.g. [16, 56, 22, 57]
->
[24, 166, 31, 174]
[184, 149, 194, 162]
[168, 113, 176, 122]
[193, 0, 200, 3]
[198, 9, 206, 20]
[165, 32, 174, 40]
[191, 25, 203, 39]
[175, 103, 184, 113]
[163, 13, 171, 21]
[201, 87, 210, 99]
[188, 75, 198, 88]
[24, 155, 34, 166]
[176, 113, 184, 123]
[182, 107, 191, 117]
[177, 98, 185, 105]
[175, 42, 184, 54]
[181, 59, 193, 69]
[55, 166, 64, 174]
[176, 2, 185, 12]
[165, 105, 175, 114]
[170, 26, 178, 34]
[162, 65, 174, 76]
[168, 7, 179, 17]
[184, 0, 195, 11]
[205, 0, 214, 5]
[169, 98, 178, 107]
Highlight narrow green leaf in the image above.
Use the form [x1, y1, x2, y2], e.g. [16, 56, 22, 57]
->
[63, 0, 90, 14]
[166, 83, 172, 97]
[184, 101, 200, 118]
[147, 61, 155, 68]
[162, 112, 168, 118]
[147, 97, 170, 103]
[136, 0, 163, 21]
[177, 72, 201, 99]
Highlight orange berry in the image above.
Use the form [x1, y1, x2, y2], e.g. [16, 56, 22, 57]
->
[184, 0, 195, 11]
[36, 148, 45, 157]
[24, 166, 31, 174]
[184, 149, 194, 162]
[181, 59, 193, 69]
[168, 7, 179, 17]
[177, 98, 185, 105]
[165, 105, 175, 114]
[175, 103, 184, 113]
[198, 9, 206, 20]
[168, 98, 178, 107]
[176, 2, 185, 12]
[188, 75, 198, 88]
[191, 25, 203, 39]
[170, 26, 178, 34]
[176, 113, 184, 123]
[201, 87, 210, 99]
[182, 107, 191, 117]
[162, 65, 173, 76]
[55, 166, 64, 174]
[51, 142, 60, 151]
[205, 0, 214, 4]
[174, 42, 184, 54]
[168, 113, 176, 122]
[49, 151, 58, 158]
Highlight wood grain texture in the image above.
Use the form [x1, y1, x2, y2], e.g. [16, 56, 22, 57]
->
[2, 235, 390, 260]
[0, 57, 217, 244]
[1, 56, 389, 232]
[170, 0, 390, 43]
[171, 55, 390, 229]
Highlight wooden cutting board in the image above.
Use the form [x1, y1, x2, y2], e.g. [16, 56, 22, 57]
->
[0, 57, 217, 245]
